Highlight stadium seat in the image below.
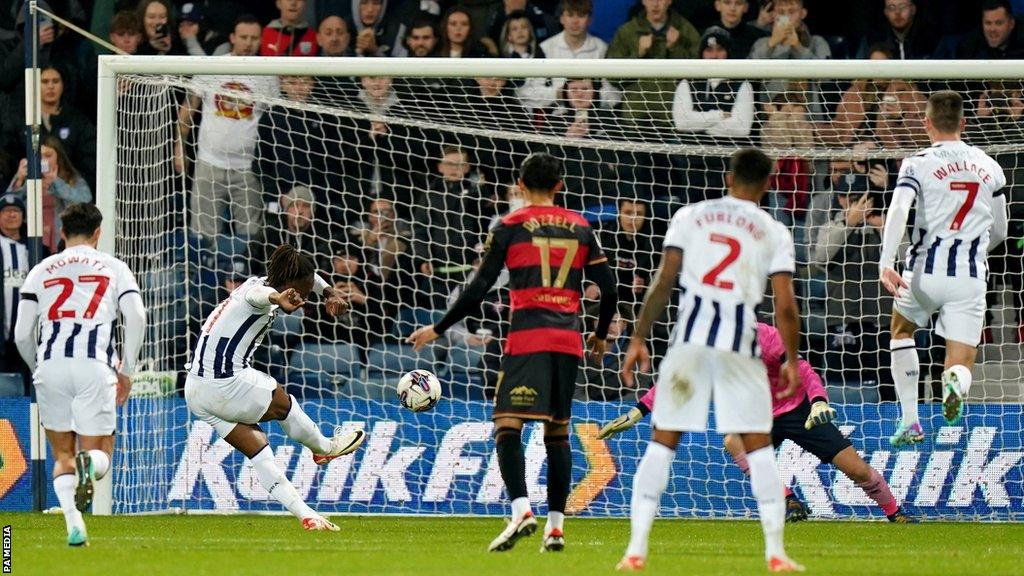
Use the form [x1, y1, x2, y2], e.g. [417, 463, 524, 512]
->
[582, 203, 618, 225]
[273, 310, 304, 339]
[443, 344, 487, 401]
[804, 310, 829, 343]
[166, 230, 196, 264]
[932, 35, 963, 59]
[287, 343, 361, 396]
[141, 268, 189, 347]
[366, 342, 437, 379]
[394, 308, 445, 339]
[823, 35, 851, 60]
[807, 273, 827, 301]
[181, 232, 209, 266]
[361, 343, 440, 401]
[0, 373, 23, 397]
[445, 369, 486, 401]
[826, 382, 880, 404]
[215, 234, 249, 260]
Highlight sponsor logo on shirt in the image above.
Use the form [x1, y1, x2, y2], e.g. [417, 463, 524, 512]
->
[213, 82, 256, 120]
[3, 266, 25, 288]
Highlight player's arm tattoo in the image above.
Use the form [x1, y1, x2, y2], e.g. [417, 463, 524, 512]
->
[634, 247, 683, 341]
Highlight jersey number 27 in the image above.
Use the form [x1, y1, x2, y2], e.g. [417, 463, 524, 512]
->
[43, 276, 110, 320]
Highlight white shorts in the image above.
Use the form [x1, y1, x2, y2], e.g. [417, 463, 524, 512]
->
[651, 344, 772, 434]
[34, 359, 117, 436]
[895, 271, 986, 347]
[184, 368, 277, 439]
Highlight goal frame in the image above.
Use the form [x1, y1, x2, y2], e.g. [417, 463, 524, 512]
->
[95, 56, 1024, 252]
[93, 56, 1024, 519]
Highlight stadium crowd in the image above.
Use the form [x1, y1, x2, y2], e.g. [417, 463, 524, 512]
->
[0, 0, 1023, 401]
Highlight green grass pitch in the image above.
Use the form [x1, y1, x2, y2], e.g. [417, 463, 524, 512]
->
[5, 514, 1024, 576]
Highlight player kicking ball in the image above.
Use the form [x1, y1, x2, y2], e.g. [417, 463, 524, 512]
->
[184, 244, 365, 531]
[600, 322, 915, 524]
[14, 204, 147, 546]
[879, 91, 1008, 447]
[408, 153, 618, 552]
[616, 149, 803, 573]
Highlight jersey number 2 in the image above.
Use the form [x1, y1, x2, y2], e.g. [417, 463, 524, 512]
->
[43, 275, 110, 320]
[701, 233, 741, 290]
[949, 181, 979, 231]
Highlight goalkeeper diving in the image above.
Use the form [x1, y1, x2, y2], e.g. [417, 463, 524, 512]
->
[600, 321, 915, 523]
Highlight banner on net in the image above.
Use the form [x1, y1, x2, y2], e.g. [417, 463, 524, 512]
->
[160, 399, 1022, 520]
[1, 397, 1021, 519]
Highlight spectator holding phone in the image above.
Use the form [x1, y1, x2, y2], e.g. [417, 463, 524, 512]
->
[136, 0, 183, 55]
[808, 151, 893, 393]
[749, 0, 830, 111]
[6, 137, 92, 252]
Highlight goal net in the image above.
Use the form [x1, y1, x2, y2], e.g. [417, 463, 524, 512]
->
[98, 57, 1023, 520]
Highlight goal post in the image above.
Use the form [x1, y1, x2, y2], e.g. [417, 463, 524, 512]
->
[96, 55, 1024, 520]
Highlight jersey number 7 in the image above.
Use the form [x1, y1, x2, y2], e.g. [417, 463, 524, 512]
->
[949, 181, 979, 231]
[43, 275, 111, 320]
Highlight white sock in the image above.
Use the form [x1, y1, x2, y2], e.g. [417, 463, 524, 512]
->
[890, 339, 920, 426]
[625, 442, 674, 558]
[545, 511, 564, 535]
[747, 446, 785, 560]
[250, 446, 318, 520]
[88, 450, 110, 480]
[945, 364, 973, 397]
[54, 474, 85, 534]
[279, 395, 332, 454]
[510, 496, 532, 519]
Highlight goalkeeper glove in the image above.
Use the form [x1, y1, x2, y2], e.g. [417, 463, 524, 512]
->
[804, 401, 837, 430]
[597, 407, 644, 440]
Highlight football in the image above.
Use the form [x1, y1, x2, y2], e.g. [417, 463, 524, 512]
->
[397, 369, 442, 412]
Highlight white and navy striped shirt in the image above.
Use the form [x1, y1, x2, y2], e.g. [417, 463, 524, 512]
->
[0, 236, 29, 339]
[20, 245, 140, 367]
[899, 141, 1006, 279]
[186, 277, 278, 379]
[664, 196, 796, 358]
